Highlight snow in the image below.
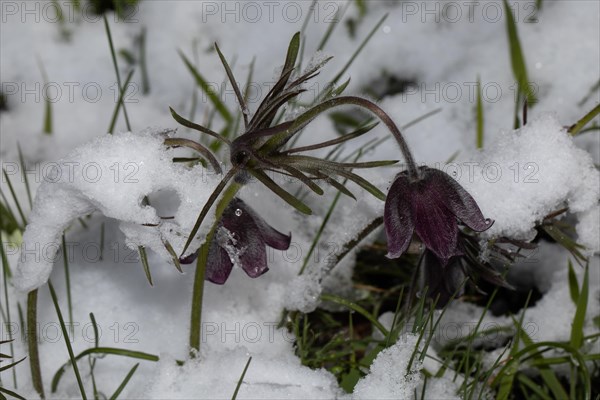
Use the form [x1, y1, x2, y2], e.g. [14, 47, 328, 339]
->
[353, 334, 422, 400]
[460, 113, 599, 244]
[1, 0, 599, 399]
[13, 130, 220, 292]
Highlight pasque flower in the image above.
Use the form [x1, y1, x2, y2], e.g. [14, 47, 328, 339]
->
[418, 244, 513, 308]
[180, 198, 291, 284]
[384, 167, 493, 264]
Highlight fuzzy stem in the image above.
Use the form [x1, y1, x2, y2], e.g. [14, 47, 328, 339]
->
[333, 97, 419, 178]
[27, 289, 45, 398]
[189, 182, 241, 356]
[266, 96, 419, 179]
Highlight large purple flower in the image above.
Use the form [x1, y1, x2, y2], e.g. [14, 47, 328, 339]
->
[384, 167, 493, 264]
[180, 198, 291, 284]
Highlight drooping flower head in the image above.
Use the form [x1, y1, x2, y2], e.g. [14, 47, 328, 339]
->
[384, 166, 493, 264]
[180, 198, 290, 284]
[170, 32, 410, 257]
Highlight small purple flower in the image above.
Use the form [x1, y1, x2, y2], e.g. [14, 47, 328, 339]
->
[180, 198, 291, 284]
[418, 247, 515, 308]
[384, 167, 493, 264]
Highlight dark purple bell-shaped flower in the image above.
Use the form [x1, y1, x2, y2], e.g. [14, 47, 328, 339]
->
[418, 250, 467, 308]
[180, 198, 291, 284]
[384, 167, 493, 264]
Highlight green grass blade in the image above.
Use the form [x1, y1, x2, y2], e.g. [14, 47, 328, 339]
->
[137, 246, 153, 286]
[104, 15, 131, 131]
[317, 1, 350, 51]
[476, 76, 484, 148]
[568, 104, 600, 136]
[215, 43, 248, 128]
[138, 26, 150, 95]
[320, 293, 389, 337]
[249, 170, 312, 215]
[503, 0, 536, 106]
[0, 386, 26, 400]
[282, 32, 301, 75]
[36, 57, 52, 134]
[231, 357, 252, 400]
[107, 69, 135, 134]
[51, 347, 175, 393]
[570, 264, 588, 349]
[48, 281, 87, 399]
[567, 259, 580, 304]
[61, 234, 74, 331]
[17, 143, 33, 208]
[327, 13, 388, 92]
[298, 187, 344, 276]
[108, 363, 139, 400]
[2, 169, 27, 226]
[179, 50, 233, 124]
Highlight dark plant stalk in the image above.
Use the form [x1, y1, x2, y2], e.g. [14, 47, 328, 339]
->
[27, 290, 45, 398]
[264, 96, 419, 179]
[189, 182, 241, 354]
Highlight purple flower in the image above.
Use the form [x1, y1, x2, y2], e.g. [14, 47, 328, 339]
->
[418, 247, 515, 308]
[384, 167, 493, 264]
[180, 198, 291, 284]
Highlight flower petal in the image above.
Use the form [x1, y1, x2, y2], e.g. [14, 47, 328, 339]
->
[258, 223, 291, 250]
[425, 168, 493, 232]
[411, 175, 460, 263]
[384, 173, 414, 259]
[419, 251, 466, 309]
[205, 241, 234, 284]
[222, 199, 270, 278]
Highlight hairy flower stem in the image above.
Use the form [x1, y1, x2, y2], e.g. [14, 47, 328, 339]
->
[27, 289, 45, 398]
[189, 181, 241, 356]
[269, 96, 419, 179]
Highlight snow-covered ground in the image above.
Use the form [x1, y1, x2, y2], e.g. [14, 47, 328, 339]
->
[1, 1, 598, 398]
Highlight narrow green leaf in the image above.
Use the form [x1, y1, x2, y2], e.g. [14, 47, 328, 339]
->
[215, 43, 248, 128]
[104, 15, 131, 131]
[249, 170, 312, 215]
[568, 104, 600, 136]
[317, 1, 350, 51]
[107, 68, 135, 134]
[138, 246, 153, 286]
[298, 186, 344, 276]
[503, 0, 536, 106]
[328, 14, 388, 91]
[2, 169, 27, 226]
[476, 76, 484, 149]
[231, 357, 252, 400]
[179, 50, 233, 123]
[51, 347, 175, 393]
[138, 26, 150, 95]
[169, 106, 230, 145]
[180, 168, 238, 257]
[61, 234, 74, 330]
[36, 57, 52, 134]
[567, 260, 580, 304]
[109, 363, 139, 400]
[571, 264, 588, 349]
[320, 293, 389, 337]
[0, 386, 26, 400]
[282, 32, 301, 75]
[162, 238, 183, 273]
[17, 143, 33, 208]
[48, 281, 88, 400]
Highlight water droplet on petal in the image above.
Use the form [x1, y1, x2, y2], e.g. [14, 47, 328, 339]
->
[485, 218, 492, 225]
[235, 209, 243, 217]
